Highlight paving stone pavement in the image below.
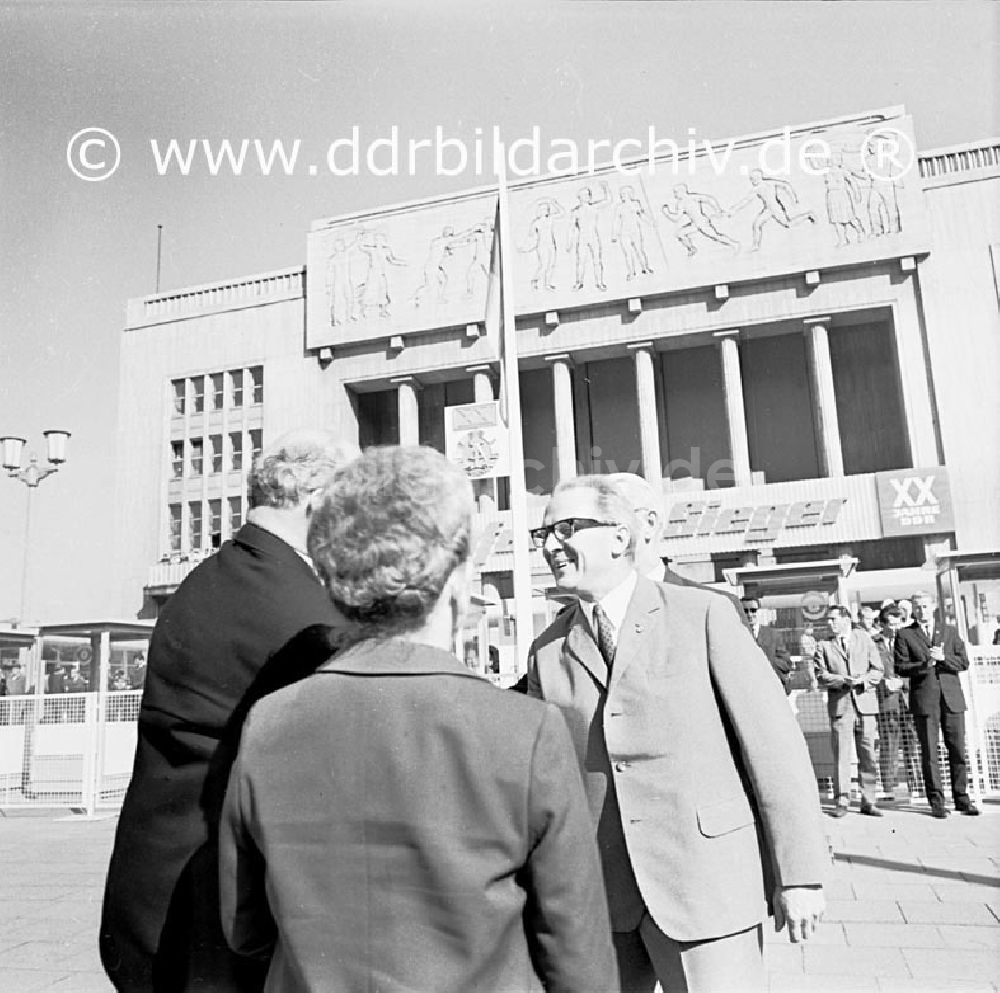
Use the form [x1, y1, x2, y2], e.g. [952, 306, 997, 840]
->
[0, 801, 997, 991]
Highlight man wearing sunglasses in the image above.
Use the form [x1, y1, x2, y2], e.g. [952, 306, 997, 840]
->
[527, 475, 827, 993]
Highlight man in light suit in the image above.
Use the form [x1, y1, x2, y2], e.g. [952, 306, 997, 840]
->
[527, 475, 827, 993]
[101, 429, 358, 993]
[894, 591, 978, 818]
[813, 605, 883, 817]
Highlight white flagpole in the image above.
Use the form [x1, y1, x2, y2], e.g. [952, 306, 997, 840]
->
[496, 158, 535, 675]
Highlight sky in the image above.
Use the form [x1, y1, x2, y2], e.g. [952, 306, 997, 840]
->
[0, 1, 997, 623]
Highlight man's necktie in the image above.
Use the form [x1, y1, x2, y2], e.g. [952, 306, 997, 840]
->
[592, 603, 616, 670]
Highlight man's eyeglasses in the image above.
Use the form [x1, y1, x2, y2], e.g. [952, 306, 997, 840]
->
[529, 517, 620, 549]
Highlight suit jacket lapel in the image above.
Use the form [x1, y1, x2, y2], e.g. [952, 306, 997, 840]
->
[910, 621, 931, 648]
[562, 604, 609, 689]
[609, 576, 662, 691]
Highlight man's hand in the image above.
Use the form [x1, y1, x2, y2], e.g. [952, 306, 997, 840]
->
[774, 885, 825, 942]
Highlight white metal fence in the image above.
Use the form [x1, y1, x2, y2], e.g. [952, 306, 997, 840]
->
[2, 652, 998, 811]
[791, 648, 998, 804]
[0, 691, 141, 811]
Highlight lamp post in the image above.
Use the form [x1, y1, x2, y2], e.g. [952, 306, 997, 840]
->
[1, 431, 71, 624]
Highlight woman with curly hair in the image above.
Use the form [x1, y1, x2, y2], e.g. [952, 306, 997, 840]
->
[218, 445, 617, 993]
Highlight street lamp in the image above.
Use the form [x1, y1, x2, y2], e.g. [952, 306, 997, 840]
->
[1, 430, 71, 624]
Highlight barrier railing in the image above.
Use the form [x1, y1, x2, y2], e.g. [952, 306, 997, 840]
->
[0, 691, 141, 812]
[3, 654, 998, 812]
[790, 652, 995, 804]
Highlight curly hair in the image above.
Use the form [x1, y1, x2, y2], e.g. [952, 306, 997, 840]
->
[308, 445, 473, 634]
[247, 429, 359, 510]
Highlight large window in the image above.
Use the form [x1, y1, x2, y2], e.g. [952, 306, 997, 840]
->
[250, 365, 264, 405]
[742, 333, 821, 484]
[661, 346, 731, 490]
[191, 376, 205, 414]
[574, 357, 642, 478]
[229, 431, 243, 473]
[356, 389, 399, 448]
[188, 501, 203, 552]
[418, 380, 475, 453]
[519, 368, 558, 495]
[169, 505, 182, 553]
[210, 373, 225, 411]
[172, 379, 186, 416]
[829, 320, 911, 474]
[229, 369, 244, 408]
[171, 441, 184, 479]
[249, 428, 263, 464]
[189, 438, 204, 476]
[209, 499, 222, 549]
[210, 435, 223, 474]
[228, 496, 243, 535]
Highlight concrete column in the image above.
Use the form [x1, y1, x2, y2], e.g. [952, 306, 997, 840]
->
[803, 317, 844, 478]
[628, 341, 663, 489]
[892, 279, 942, 467]
[467, 365, 498, 514]
[392, 377, 420, 446]
[714, 330, 753, 488]
[468, 365, 496, 404]
[545, 354, 577, 484]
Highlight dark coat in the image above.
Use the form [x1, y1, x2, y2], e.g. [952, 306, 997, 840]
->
[755, 625, 793, 691]
[894, 621, 968, 715]
[527, 577, 827, 942]
[100, 523, 345, 993]
[874, 633, 905, 713]
[219, 638, 618, 993]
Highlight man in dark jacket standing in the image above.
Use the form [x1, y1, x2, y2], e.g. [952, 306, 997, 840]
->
[894, 591, 979, 818]
[742, 597, 793, 692]
[100, 429, 357, 992]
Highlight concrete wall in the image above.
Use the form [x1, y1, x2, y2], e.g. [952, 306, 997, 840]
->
[917, 168, 1000, 549]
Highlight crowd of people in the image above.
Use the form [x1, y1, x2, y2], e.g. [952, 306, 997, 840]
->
[97, 431, 975, 993]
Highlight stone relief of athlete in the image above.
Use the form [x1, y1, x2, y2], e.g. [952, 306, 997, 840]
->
[520, 198, 564, 291]
[568, 181, 612, 291]
[463, 220, 493, 297]
[327, 233, 362, 327]
[411, 226, 463, 308]
[357, 229, 406, 320]
[728, 169, 818, 251]
[660, 183, 739, 257]
[611, 185, 655, 279]
[828, 142, 902, 238]
[818, 153, 867, 247]
[867, 177, 902, 236]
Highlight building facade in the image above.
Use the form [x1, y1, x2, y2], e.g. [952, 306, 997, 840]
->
[113, 108, 1000, 674]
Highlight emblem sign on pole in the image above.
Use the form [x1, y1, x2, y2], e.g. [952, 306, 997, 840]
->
[445, 401, 510, 480]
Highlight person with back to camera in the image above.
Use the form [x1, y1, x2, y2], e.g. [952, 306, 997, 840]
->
[100, 429, 358, 993]
[218, 445, 619, 993]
